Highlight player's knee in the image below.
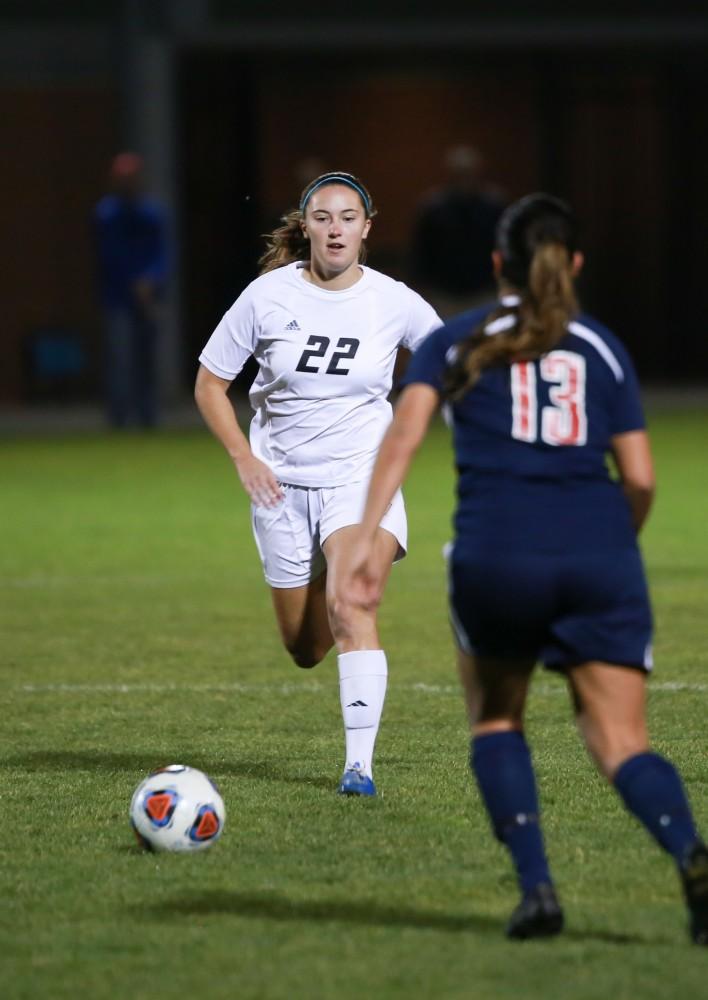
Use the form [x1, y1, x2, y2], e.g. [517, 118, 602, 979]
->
[285, 642, 328, 669]
[291, 651, 318, 669]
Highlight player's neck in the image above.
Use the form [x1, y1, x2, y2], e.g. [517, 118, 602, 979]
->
[302, 261, 364, 291]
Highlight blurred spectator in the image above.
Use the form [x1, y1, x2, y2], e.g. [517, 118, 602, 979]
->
[93, 153, 168, 428]
[409, 145, 505, 317]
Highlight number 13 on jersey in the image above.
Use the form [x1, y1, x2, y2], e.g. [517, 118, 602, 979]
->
[511, 350, 587, 446]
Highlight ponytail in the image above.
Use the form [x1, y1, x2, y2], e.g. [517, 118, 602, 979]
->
[527, 242, 577, 348]
[258, 210, 310, 274]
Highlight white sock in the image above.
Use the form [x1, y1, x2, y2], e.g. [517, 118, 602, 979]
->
[338, 649, 388, 779]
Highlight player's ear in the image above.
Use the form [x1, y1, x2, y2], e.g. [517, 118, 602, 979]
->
[571, 251, 584, 276]
[362, 218, 372, 240]
[491, 250, 503, 278]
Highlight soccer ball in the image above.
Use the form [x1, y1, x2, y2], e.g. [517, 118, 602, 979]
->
[130, 764, 225, 852]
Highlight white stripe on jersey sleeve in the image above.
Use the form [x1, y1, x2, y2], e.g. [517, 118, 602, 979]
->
[567, 321, 625, 383]
[484, 314, 517, 336]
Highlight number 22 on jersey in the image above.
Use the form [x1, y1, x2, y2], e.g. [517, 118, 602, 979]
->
[511, 350, 587, 446]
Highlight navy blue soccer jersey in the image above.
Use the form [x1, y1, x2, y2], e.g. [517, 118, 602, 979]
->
[401, 303, 646, 554]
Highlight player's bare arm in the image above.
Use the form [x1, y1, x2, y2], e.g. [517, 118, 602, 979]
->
[610, 429, 655, 532]
[359, 383, 439, 542]
[194, 364, 283, 508]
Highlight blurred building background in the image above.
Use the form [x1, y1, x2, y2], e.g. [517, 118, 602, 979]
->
[1, 0, 707, 410]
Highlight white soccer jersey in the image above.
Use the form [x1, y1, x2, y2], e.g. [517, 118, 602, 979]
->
[199, 262, 441, 486]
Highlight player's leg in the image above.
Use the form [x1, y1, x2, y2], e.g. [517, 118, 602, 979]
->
[269, 574, 333, 668]
[252, 485, 335, 668]
[569, 661, 708, 944]
[458, 648, 532, 733]
[567, 661, 649, 778]
[323, 521, 400, 795]
[449, 544, 562, 938]
[460, 650, 563, 939]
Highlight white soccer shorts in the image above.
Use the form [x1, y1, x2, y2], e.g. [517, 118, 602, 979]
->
[251, 481, 407, 589]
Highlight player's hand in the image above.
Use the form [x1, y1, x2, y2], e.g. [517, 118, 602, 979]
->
[233, 455, 284, 508]
[340, 535, 383, 611]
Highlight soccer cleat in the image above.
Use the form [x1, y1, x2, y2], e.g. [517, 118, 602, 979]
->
[681, 841, 708, 945]
[338, 763, 376, 797]
[506, 882, 564, 940]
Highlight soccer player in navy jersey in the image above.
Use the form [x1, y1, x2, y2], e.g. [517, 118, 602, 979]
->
[342, 193, 708, 942]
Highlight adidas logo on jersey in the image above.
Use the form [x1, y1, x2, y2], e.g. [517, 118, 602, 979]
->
[347, 700, 368, 708]
[284, 319, 301, 331]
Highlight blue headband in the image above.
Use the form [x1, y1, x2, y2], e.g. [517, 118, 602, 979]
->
[299, 174, 372, 216]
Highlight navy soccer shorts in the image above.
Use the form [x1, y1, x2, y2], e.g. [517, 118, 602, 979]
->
[448, 542, 653, 672]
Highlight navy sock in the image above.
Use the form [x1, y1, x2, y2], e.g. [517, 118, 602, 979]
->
[471, 731, 552, 895]
[614, 752, 699, 863]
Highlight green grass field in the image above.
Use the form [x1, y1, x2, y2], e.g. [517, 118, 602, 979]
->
[1, 406, 707, 999]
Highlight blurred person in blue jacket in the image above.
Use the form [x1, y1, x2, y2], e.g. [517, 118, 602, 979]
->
[94, 153, 168, 428]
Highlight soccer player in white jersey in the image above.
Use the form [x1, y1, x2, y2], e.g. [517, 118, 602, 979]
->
[194, 172, 441, 796]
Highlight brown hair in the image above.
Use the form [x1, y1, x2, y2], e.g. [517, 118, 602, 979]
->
[258, 172, 376, 275]
[445, 194, 579, 398]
